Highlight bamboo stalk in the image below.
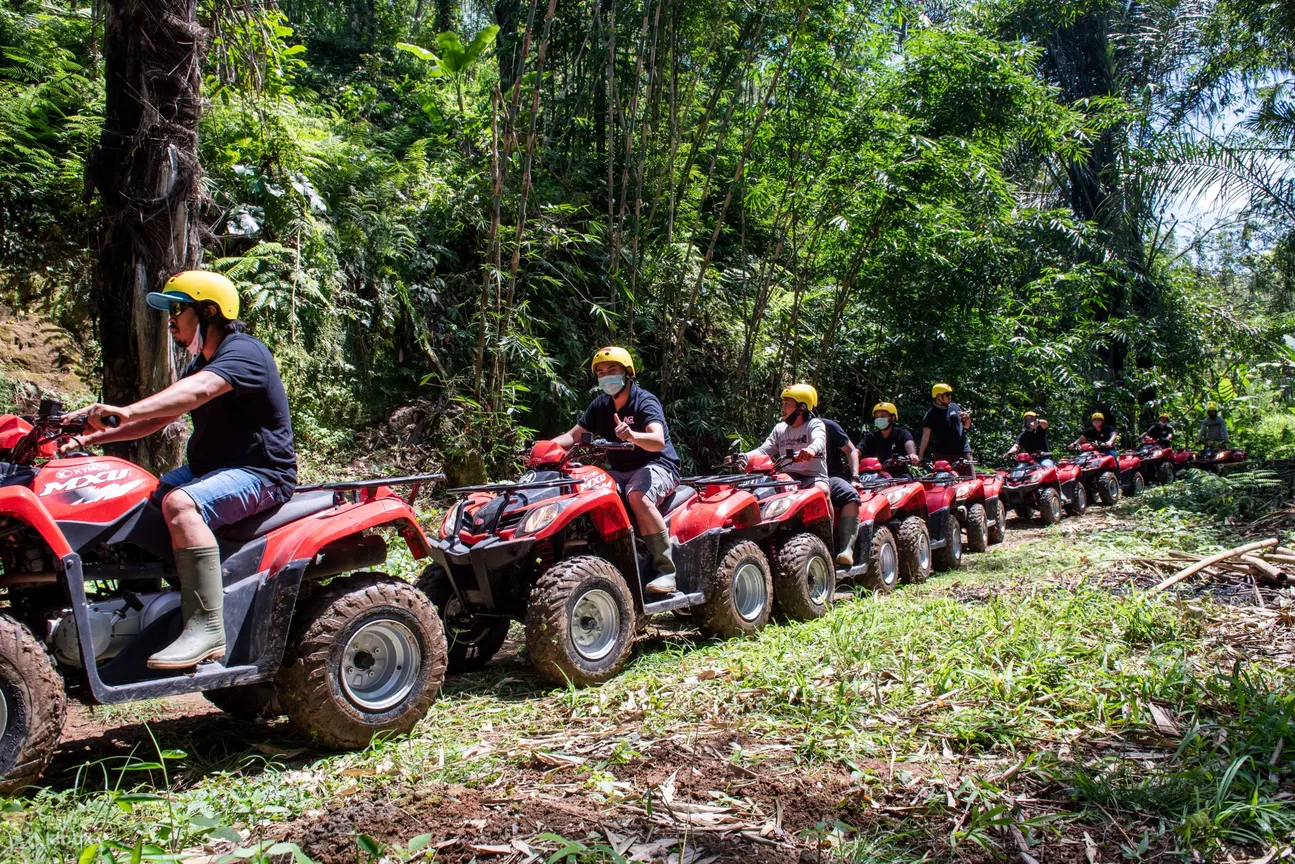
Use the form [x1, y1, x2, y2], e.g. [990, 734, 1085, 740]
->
[1150, 538, 1279, 593]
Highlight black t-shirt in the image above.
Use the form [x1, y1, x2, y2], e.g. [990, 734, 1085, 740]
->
[1014, 427, 1049, 453]
[862, 427, 915, 463]
[922, 401, 969, 453]
[577, 382, 681, 473]
[184, 332, 297, 499]
[820, 418, 853, 479]
[1083, 425, 1117, 447]
[1144, 423, 1173, 443]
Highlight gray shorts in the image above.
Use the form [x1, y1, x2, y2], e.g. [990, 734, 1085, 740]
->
[608, 464, 679, 507]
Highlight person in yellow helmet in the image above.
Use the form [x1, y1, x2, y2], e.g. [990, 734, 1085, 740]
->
[1006, 411, 1053, 466]
[1071, 412, 1118, 456]
[918, 383, 973, 474]
[62, 271, 296, 670]
[1144, 412, 1174, 445]
[1197, 402, 1229, 447]
[861, 402, 918, 478]
[553, 346, 682, 594]
[739, 383, 862, 567]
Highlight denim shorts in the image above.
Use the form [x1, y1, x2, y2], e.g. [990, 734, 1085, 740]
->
[155, 465, 284, 530]
[608, 464, 679, 507]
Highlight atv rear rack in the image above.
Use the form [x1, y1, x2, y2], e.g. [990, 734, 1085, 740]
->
[296, 472, 446, 507]
[448, 478, 586, 494]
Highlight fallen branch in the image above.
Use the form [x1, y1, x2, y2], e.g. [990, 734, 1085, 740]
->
[1150, 538, 1279, 593]
[1242, 555, 1288, 587]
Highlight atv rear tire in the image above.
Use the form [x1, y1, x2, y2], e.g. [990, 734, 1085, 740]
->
[859, 527, 899, 592]
[1096, 472, 1120, 505]
[964, 503, 988, 553]
[933, 513, 963, 572]
[700, 539, 773, 636]
[1065, 481, 1087, 517]
[895, 517, 931, 584]
[771, 533, 834, 621]
[204, 683, 281, 721]
[0, 614, 65, 795]
[1038, 488, 1062, 525]
[526, 556, 635, 686]
[986, 498, 1006, 545]
[1156, 462, 1174, 485]
[278, 573, 447, 749]
[417, 563, 510, 674]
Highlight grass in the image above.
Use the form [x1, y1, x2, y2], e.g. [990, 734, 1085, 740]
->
[5, 508, 1295, 863]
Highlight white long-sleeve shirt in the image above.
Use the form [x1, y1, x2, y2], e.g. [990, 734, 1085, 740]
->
[747, 418, 828, 483]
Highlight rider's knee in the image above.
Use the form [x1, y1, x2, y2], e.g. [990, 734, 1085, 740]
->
[161, 489, 198, 520]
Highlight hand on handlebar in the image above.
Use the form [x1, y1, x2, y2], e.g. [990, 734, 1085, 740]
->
[793, 448, 814, 463]
[64, 403, 127, 432]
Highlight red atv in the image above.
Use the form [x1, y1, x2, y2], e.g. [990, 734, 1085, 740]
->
[736, 453, 838, 616]
[1067, 444, 1139, 505]
[0, 401, 448, 793]
[1193, 446, 1248, 474]
[999, 452, 1086, 523]
[1132, 436, 1176, 485]
[422, 437, 776, 687]
[941, 458, 1004, 553]
[855, 457, 961, 582]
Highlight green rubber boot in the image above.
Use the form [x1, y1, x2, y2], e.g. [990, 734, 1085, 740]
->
[148, 546, 226, 670]
[643, 531, 677, 595]
[835, 514, 858, 567]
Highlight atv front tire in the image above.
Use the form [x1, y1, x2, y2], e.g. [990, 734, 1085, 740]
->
[860, 527, 899, 592]
[204, 683, 281, 720]
[895, 517, 931, 584]
[986, 498, 1006, 545]
[1129, 472, 1146, 496]
[771, 533, 834, 621]
[1065, 481, 1087, 517]
[1038, 488, 1062, 525]
[1014, 506, 1034, 522]
[417, 563, 510, 674]
[278, 573, 447, 749]
[933, 513, 964, 572]
[964, 503, 988, 553]
[700, 539, 773, 636]
[1156, 462, 1174, 485]
[0, 614, 65, 795]
[1096, 472, 1120, 505]
[526, 556, 635, 686]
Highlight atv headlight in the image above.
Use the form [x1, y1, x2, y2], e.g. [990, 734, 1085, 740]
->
[955, 486, 969, 500]
[440, 501, 465, 538]
[518, 501, 564, 536]
[885, 489, 906, 506]
[762, 497, 793, 519]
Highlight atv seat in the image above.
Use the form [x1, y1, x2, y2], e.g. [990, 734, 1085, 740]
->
[660, 485, 696, 516]
[215, 491, 336, 542]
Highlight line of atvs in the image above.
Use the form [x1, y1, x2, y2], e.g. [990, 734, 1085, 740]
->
[0, 400, 1253, 793]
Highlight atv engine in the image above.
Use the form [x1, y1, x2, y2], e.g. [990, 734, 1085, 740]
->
[49, 591, 180, 667]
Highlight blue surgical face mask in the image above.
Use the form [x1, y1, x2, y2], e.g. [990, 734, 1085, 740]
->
[874, 416, 890, 430]
[598, 374, 625, 396]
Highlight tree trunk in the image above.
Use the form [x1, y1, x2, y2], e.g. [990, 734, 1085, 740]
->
[495, 0, 523, 96]
[88, 0, 204, 474]
[436, 0, 456, 33]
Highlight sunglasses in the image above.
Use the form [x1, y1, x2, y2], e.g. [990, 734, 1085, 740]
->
[168, 301, 193, 318]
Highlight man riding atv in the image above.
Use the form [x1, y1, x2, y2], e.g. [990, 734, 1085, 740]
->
[1005, 411, 1052, 466]
[1197, 402, 1229, 447]
[1145, 413, 1174, 444]
[1071, 412, 1118, 457]
[63, 270, 296, 670]
[551, 346, 681, 595]
[819, 414, 860, 483]
[738, 384, 861, 568]
[860, 402, 919, 478]
[918, 383, 973, 475]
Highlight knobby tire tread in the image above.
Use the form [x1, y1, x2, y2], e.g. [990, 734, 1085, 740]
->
[860, 526, 898, 592]
[965, 503, 988, 553]
[699, 539, 772, 637]
[0, 614, 65, 795]
[771, 533, 833, 621]
[525, 556, 634, 687]
[895, 517, 930, 584]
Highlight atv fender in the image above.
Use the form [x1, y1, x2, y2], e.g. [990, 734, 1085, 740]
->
[529, 487, 632, 542]
[671, 489, 761, 545]
[0, 485, 72, 557]
[262, 496, 431, 575]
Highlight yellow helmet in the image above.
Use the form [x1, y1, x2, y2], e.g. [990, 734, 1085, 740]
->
[1023, 411, 1038, 418]
[1091, 412, 1105, 421]
[590, 346, 635, 377]
[1205, 401, 1219, 411]
[872, 402, 898, 418]
[781, 383, 817, 411]
[147, 270, 240, 319]
[1159, 412, 1170, 420]
[932, 383, 953, 398]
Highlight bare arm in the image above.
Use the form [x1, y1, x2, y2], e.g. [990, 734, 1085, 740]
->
[844, 440, 859, 477]
[918, 428, 931, 460]
[551, 424, 588, 450]
[76, 416, 174, 447]
[72, 372, 230, 444]
[628, 421, 666, 452]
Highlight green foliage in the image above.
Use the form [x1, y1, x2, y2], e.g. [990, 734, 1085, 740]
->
[1135, 469, 1287, 522]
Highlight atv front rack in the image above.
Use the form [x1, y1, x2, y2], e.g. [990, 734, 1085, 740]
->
[448, 478, 585, 494]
